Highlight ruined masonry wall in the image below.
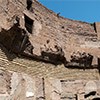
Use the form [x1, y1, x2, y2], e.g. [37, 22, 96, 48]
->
[0, 0, 99, 59]
[0, 69, 100, 100]
[25, 1, 97, 59]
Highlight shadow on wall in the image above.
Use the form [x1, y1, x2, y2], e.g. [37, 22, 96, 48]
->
[97, 58, 100, 74]
[92, 98, 100, 100]
[27, 0, 32, 10]
[0, 23, 23, 61]
[0, 43, 17, 61]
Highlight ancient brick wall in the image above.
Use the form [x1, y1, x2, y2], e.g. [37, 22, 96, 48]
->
[0, 0, 99, 61]
[0, 69, 100, 100]
[22, 1, 98, 60]
[0, 1, 100, 100]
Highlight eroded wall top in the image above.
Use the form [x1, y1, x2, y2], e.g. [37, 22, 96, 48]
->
[0, 0, 99, 61]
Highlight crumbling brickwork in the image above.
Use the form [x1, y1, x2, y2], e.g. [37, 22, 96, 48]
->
[0, 0, 100, 100]
[0, 0, 99, 61]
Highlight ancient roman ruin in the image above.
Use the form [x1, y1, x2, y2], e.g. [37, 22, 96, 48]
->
[0, 0, 100, 99]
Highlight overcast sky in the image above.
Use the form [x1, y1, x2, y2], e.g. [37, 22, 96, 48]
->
[39, 0, 100, 23]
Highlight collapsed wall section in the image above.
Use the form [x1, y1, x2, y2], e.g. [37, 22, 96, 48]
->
[0, 0, 99, 62]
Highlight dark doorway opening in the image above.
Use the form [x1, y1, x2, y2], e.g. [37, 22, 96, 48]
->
[24, 15, 33, 34]
[27, 0, 32, 10]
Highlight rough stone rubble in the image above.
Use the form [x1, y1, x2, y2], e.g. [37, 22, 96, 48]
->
[0, 69, 100, 100]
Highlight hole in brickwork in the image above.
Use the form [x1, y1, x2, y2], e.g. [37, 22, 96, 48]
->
[26, 0, 32, 10]
[24, 14, 33, 34]
[61, 26, 64, 29]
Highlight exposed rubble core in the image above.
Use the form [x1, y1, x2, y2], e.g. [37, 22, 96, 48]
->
[0, 0, 100, 67]
[0, 69, 100, 100]
[0, 0, 100, 100]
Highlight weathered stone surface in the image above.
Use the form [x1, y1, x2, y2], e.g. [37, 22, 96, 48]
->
[0, 0, 99, 62]
[0, 69, 35, 100]
[0, 69, 100, 100]
[45, 78, 61, 100]
[0, 0, 100, 100]
[35, 77, 45, 100]
[95, 22, 100, 40]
